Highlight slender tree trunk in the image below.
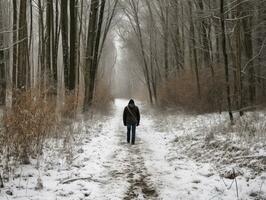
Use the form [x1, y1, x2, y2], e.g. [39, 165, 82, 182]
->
[69, 0, 77, 91]
[46, 0, 52, 79]
[0, 174, 3, 188]
[198, 0, 214, 77]
[53, 0, 59, 85]
[235, 0, 243, 116]
[17, 0, 28, 89]
[38, 0, 45, 88]
[0, 7, 6, 105]
[27, 0, 33, 88]
[181, 2, 185, 68]
[84, 0, 99, 110]
[12, 0, 17, 89]
[189, 1, 201, 98]
[146, 0, 158, 103]
[163, 2, 169, 80]
[61, 0, 69, 90]
[17, 0, 30, 164]
[29, 0, 34, 87]
[243, 7, 256, 105]
[76, 0, 84, 93]
[89, 0, 106, 100]
[220, 0, 233, 122]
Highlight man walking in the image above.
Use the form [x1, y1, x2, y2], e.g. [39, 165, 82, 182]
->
[123, 99, 140, 145]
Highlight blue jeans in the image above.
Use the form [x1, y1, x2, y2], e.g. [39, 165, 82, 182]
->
[127, 124, 136, 144]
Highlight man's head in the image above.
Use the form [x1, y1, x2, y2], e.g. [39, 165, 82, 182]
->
[128, 99, 135, 107]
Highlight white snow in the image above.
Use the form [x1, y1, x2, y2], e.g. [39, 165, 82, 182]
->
[1, 99, 266, 200]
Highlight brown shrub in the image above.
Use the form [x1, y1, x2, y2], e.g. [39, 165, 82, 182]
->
[2, 89, 59, 164]
[92, 81, 114, 113]
[158, 68, 227, 113]
[60, 90, 79, 119]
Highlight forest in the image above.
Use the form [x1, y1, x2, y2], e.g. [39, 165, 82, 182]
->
[0, 0, 266, 199]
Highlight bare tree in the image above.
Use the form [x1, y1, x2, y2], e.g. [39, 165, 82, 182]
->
[0, 0, 5, 105]
[84, 0, 118, 110]
[84, 0, 99, 110]
[61, 0, 69, 90]
[17, 0, 29, 89]
[220, 0, 233, 122]
[69, 0, 77, 91]
[12, 0, 17, 89]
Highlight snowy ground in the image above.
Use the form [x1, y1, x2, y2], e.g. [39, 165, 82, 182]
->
[1, 99, 266, 199]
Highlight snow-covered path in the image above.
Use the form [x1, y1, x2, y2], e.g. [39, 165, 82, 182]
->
[2, 99, 266, 200]
[49, 99, 254, 200]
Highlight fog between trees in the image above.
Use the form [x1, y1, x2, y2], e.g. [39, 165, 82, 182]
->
[0, 0, 266, 119]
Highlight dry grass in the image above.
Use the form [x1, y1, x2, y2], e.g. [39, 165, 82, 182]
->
[158, 65, 266, 114]
[0, 88, 83, 183]
[61, 90, 79, 120]
[92, 81, 114, 114]
[224, 112, 266, 142]
[0, 80, 113, 170]
[1, 89, 59, 165]
[158, 68, 226, 113]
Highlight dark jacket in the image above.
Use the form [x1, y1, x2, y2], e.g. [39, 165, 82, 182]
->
[123, 99, 140, 126]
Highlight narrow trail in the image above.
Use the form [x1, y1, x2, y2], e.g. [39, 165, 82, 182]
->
[118, 131, 158, 200]
[94, 99, 159, 200]
[90, 99, 223, 200]
[82, 99, 199, 200]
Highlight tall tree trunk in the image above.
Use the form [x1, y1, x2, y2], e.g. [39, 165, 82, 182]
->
[17, 0, 29, 89]
[0, 174, 3, 188]
[38, 0, 45, 88]
[84, 0, 99, 110]
[235, 0, 243, 116]
[198, 0, 214, 77]
[53, 0, 59, 85]
[12, 0, 18, 90]
[189, 1, 201, 98]
[77, 0, 84, 87]
[0, 6, 6, 105]
[146, 0, 158, 103]
[220, 0, 233, 122]
[28, 0, 33, 88]
[17, 0, 30, 164]
[89, 0, 106, 100]
[181, 2, 185, 68]
[243, 5, 255, 105]
[69, 0, 77, 91]
[46, 0, 52, 79]
[163, 2, 169, 80]
[93, 0, 105, 70]
[61, 0, 69, 90]
[257, 3, 266, 97]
